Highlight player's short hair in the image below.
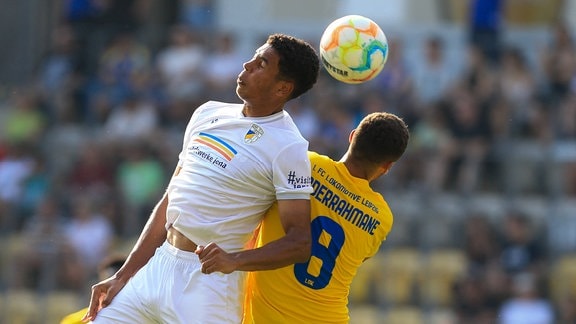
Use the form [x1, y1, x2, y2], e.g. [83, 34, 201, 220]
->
[351, 112, 410, 165]
[267, 34, 319, 99]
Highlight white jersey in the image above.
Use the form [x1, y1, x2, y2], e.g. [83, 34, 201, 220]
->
[166, 101, 312, 252]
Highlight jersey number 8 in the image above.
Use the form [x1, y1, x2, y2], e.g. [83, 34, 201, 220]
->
[294, 216, 345, 290]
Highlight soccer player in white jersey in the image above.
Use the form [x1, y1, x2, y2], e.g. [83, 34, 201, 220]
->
[83, 33, 320, 324]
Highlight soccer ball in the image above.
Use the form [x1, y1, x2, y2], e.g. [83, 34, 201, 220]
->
[319, 15, 388, 84]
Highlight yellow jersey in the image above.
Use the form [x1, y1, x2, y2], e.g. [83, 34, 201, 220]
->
[60, 307, 87, 324]
[244, 152, 393, 324]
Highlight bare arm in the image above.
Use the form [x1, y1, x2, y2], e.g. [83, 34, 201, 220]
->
[114, 192, 169, 279]
[116, 166, 182, 280]
[83, 166, 180, 321]
[196, 199, 311, 273]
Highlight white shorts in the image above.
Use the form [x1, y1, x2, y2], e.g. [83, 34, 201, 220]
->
[92, 241, 245, 324]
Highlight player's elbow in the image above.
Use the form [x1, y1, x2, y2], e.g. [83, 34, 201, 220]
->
[294, 235, 312, 263]
[285, 226, 311, 263]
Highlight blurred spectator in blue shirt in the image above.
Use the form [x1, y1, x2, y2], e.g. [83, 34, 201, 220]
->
[468, 0, 504, 64]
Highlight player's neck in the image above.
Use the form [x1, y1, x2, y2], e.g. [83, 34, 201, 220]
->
[341, 155, 369, 181]
[242, 103, 284, 117]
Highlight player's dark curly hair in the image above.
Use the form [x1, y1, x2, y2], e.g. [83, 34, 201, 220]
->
[267, 34, 319, 99]
[350, 112, 410, 164]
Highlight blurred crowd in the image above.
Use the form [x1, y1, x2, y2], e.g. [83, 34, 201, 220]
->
[0, 0, 576, 323]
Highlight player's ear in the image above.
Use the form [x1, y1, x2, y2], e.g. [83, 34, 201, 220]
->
[348, 129, 356, 143]
[277, 80, 294, 98]
[381, 161, 394, 175]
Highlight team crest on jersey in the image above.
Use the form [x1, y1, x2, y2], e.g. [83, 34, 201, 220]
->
[244, 124, 264, 143]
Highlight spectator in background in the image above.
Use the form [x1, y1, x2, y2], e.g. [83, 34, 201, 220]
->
[355, 92, 397, 122]
[553, 94, 576, 195]
[408, 102, 454, 193]
[15, 153, 52, 229]
[453, 275, 495, 323]
[116, 141, 165, 236]
[179, 0, 215, 33]
[462, 214, 501, 274]
[97, 32, 151, 97]
[482, 261, 511, 315]
[35, 23, 81, 123]
[156, 24, 205, 103]
[93, 0, 151, 74]
[10, 195, 80, 291]
[1, 88, 47, 145]
[315, 99, 357, 159]
[61, 0, 107, 75]
[204, 32, 246, 102]
[95, 0, 149, 36]
[128, 67, 168, 113]
[63, 0, 150, 75]
[454, 219, 510, 323]
[156, 24, 206, 126]
[442, 88, 491, 193]
[492, 46, 538, 142]
[499, 211, 546, 278]
[0, 143, 36, 232]
[540, 21, 576, 102]
[499, 272, 554, 324]
[499, 46, 537, 113]
[286, 96, 321, 141]
[459, 44, 498, 103]
[555, 94, 576, 140]
[83, 32, 152, 126]
[468, 0, 504, 64]
[410, 36, 459, 106]
[102, 93, 159, 142]
[0, 138, 7, 160]
[555, 294, 576, 324]
[83, 75, 124, 126]
[509, 96, 553, 143]
[63, 195, 115, 291]
[66, 142, 116, 197]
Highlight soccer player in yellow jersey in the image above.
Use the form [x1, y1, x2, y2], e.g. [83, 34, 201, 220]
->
[243, 111, 410, 324]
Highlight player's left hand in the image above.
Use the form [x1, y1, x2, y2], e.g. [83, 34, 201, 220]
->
[195, 242, 238, 274]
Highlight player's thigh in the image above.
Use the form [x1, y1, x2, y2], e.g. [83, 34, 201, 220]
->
[90, 253, 167, 324]
[90, 278, 155, 324]
[169, 270, 245, 323]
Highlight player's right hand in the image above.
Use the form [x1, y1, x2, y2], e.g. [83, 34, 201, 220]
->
[81, 276, 127, 322]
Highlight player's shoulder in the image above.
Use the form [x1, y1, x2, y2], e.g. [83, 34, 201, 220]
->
[263, 112, 309, 144]
[189, 101, 242, 126]
[308, 151, 332, 163]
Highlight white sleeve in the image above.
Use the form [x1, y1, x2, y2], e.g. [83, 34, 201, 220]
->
[273, 140, 313, 200]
